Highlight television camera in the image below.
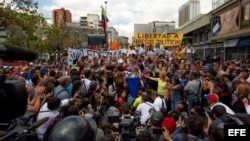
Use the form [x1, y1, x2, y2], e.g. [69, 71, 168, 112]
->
[0, 45, 47, 141]
[106, 107, 144, 141]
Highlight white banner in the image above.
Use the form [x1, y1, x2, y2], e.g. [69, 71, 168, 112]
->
[67, 48, 121, 66]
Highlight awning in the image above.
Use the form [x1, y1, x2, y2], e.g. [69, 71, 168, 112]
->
[237, 36, 250, 47]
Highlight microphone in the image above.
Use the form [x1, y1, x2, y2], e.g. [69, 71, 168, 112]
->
[25, 117, 49, 132]
[0, 45, 37, 61]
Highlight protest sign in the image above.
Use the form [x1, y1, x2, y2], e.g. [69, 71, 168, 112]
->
[134, 33, 183, 47]
[67, 48, 121, 66]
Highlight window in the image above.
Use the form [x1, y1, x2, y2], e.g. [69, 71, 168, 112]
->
[193, 33, 197, 43]
[196, 33, 200, 43]
[241, 2, 250, 27]
[200, 31, 204, 42]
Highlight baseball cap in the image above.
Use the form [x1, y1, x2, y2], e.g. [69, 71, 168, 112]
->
[150, 111, 164, 126]
[204, 93, 219, 103]
[162, 117, 176, 134]
[40, 67, 48, 73]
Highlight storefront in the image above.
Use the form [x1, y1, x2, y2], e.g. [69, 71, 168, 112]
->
[194, 46, 203, 60]
[210, 0, 250, 61]
[203, 43, 224, 61]
[224, 36, 250, 60]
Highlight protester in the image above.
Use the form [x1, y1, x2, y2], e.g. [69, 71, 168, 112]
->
[3, 42, 250, 141]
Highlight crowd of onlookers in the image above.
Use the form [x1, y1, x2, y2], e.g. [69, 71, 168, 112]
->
[1, 43, 250, 141]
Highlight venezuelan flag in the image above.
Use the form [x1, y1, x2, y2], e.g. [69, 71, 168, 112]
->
[101, 7, 109, 36]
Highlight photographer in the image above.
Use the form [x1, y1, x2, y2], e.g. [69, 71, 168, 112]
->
[146, 111, 166, 141]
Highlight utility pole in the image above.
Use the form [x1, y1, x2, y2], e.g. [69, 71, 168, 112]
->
[105, 1, 109, 49]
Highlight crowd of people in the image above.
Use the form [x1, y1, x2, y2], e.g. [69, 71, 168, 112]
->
[1, 42, 250, 141]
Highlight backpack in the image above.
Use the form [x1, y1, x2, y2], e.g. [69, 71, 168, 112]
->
[224, 113, 250, 125]
[235, 113, 250, 124]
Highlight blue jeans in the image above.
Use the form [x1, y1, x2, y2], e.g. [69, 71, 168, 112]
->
[171, 100, 183, 111]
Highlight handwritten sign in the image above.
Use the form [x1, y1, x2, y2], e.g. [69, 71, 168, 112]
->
[134, 33, 183, 47]
[68, 48, 121, 66]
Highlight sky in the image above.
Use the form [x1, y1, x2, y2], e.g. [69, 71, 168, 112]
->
[22, 0, 214, 42]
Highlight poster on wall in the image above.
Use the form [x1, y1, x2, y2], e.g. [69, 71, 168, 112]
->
[212, 6, 240, 36]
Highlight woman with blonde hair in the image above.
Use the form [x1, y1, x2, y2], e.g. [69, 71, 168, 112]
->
[232, 83, 250, 113]
[146, 70, 169, 98]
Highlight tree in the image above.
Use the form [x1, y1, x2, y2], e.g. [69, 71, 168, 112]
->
[0, 0, 49, 53]
[44, 24, 71, 52]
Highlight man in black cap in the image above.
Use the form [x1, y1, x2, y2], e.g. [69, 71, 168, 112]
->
[146, 111, 166, 141]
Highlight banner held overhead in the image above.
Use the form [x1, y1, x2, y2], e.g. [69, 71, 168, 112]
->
[134, 33, 183, 47]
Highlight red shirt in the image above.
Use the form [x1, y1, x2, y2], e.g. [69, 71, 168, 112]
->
[117, 97, 125, 113]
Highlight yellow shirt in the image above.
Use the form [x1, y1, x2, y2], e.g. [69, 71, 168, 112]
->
[133, 96, 142, 108]
[157, 79, 167, 97]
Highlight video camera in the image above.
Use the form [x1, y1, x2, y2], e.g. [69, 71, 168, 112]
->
[106, 107, 143, 141]
[0, 45, 37, 122]
[0, 45, 38, 141]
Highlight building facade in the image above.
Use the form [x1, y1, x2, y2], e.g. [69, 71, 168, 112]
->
[134, 21, 176, 34]
[178, 0, 250, 61]
[212, 0, 230, 10]
[152, 21, 176, 34]
[117, 36, 129, 46]
[64, 22, 91, 47]
[134, 23, 152, 34]
[179, 0, 200, 27]
[108, 27, 118, 43]
[211, 0, 250, 60]
[52, 8, 72, 25]
[80, 14, 102, 30]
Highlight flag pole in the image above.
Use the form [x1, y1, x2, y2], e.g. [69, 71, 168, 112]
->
[105, 1, 109, 49]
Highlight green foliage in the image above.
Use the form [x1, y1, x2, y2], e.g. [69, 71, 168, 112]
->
[0, 0, 49, 53]
[45, 24, 70, 52]
[0, 0, 72, 54]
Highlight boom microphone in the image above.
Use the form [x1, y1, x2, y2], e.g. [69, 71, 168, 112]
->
[0, 45, 37, 61]
[26, 117, 49, 132]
